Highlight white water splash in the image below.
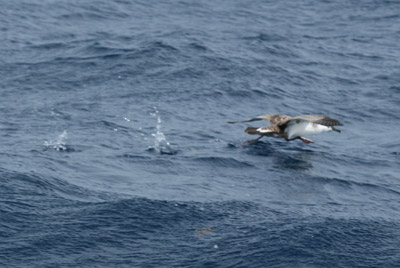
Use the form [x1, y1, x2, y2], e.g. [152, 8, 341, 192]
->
[44, 130, 68, 151]
[149, 108, 175, 154]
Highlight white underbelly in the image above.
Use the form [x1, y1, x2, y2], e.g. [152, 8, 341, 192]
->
[285, 121, 331, 139]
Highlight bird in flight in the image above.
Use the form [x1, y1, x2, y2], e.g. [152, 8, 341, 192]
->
[228, 114, 343, 145]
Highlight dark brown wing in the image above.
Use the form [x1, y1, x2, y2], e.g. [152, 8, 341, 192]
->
[292, 115, 343, 126]
[263, 114, 292, 126]
[228, 114, 291, 126]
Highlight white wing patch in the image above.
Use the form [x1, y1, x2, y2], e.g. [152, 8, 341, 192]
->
[257, 127, 274, 133]
[285, 121, 331, 139]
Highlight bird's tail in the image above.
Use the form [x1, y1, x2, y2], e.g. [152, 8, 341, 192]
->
[245, 127, 260, 135]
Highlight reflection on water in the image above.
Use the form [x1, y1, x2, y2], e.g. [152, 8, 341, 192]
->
[245, 141, 314, 172]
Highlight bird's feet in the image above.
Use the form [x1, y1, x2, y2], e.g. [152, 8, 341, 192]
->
[300, 137, 313, 144]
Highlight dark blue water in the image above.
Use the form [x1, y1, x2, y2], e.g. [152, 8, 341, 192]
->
[1, 0, 400, 267]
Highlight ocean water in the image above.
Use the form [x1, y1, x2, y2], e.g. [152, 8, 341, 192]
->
[1, 0, 400, 267]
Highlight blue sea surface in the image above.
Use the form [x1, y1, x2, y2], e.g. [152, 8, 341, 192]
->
[1, 0, 400, 267]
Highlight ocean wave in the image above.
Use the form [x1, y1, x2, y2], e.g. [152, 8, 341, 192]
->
[2, 195, 398, 267]
[0, 169, 114, 207]
[193, 156, 254, 168]
[2, 0, 400, 266]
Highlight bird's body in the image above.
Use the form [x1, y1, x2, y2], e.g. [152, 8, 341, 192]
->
[228, 114, 342, 144]
[285, 120, 332, 139]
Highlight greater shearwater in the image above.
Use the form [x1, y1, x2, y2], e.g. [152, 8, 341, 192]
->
[228, 114, 343, 144]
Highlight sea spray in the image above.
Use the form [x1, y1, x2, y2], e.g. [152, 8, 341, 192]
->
[148, 108, 176, 155]
[44, 130, 68, 151]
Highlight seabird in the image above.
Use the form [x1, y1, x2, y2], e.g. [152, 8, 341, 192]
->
[228, 114, 343, 144]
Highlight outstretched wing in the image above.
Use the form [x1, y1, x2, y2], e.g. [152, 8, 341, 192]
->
[227, 117, 264, 124]
[263, 114, 292, 126]
[291, 115, 343, 127]
[228, 114, 291, 126]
